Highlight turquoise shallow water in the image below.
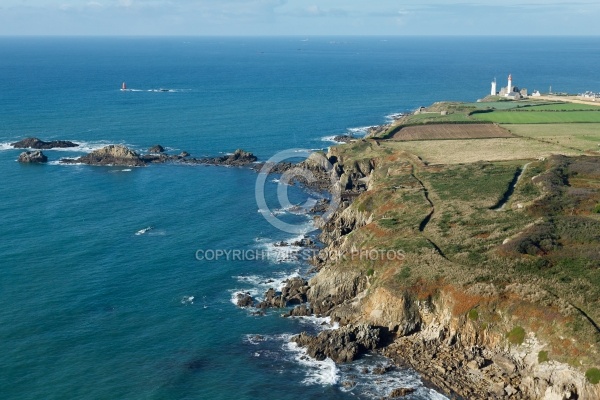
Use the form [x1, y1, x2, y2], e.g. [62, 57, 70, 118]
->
[1, 36, 599, 399]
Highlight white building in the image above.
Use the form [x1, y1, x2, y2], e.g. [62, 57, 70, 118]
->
[493, 74, 527, 100]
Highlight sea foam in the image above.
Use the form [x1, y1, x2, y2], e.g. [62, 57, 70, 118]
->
[286, 341, 340, 385]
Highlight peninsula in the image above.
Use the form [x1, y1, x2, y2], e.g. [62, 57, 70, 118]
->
[276, 97, 600, 399]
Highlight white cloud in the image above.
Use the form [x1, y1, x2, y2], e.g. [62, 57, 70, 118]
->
[1, 0, 600, 35]
[87, 1, 103, 9]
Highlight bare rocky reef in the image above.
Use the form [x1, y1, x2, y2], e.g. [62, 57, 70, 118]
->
[60, 145, 258, 167]
[12, 137, 79, 149]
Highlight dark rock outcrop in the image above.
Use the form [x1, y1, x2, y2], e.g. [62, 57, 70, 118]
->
[18, 150, 48, 163]
[140, 153, 171, 164]
[148, 144, 165, 153]
[12, 137, 78, 149]
[257, 277, 309, 309]
[388, 387, 415, 398]
[291, 237, 316, 248]
[62, 145, 146, 167]
[194, 149, 257, 167]
[235, 292, 254, 308]
[291, 324, 381, 363]
[285, 304, 312, 317]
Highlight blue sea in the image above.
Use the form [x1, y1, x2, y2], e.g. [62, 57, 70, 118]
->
[1, 36, 599, 400]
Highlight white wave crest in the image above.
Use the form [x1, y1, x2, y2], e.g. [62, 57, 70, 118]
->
[347, 125, 376, 135]
[135, 226, 153, 236]
[181, 295, 194, 305]
[320, 135, 339, 143]
[233, 268, 300, 294]
[258, 234, 312, 264]
[230, 289, 260, 306]
[296, 315, 339, 330]
[285, 341, 340, 386]
[385, 112, 404, 122]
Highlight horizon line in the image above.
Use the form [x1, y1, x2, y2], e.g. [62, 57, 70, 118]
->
[1, 34, 600, 38]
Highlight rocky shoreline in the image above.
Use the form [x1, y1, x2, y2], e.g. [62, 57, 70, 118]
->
[232, 143, 439, 398]
[232, 133, 600, 399]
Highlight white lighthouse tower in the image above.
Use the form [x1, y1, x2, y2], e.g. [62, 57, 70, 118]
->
[507, 74, 513, 93]
[491, 78, 497, 96]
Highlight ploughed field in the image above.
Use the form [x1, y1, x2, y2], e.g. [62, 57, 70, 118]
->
[391, 123, 514, 141]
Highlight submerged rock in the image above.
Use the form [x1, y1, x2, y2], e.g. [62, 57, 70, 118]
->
[62, 145, 146, 167]
[148, 144, 165, 153]
[140, 153, 171, 164]
[12, 137, 79, 149]
[196, 149, 257, 166]
[18, 150, 48, 163]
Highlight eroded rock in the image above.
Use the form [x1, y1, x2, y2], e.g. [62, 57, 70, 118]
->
[291, 324, 381, 363]
[18, 150, 48, 163]
[62, 145, 146, 167]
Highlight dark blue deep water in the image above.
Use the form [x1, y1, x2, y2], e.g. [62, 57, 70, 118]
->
[1, 36, 599, 399]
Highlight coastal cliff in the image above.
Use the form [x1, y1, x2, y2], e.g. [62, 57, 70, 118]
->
[291, 135, 600, 399]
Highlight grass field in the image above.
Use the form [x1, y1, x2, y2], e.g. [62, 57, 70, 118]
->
[505, 123, 600, 152]
[403, 112, 474, 124]
[466, 101, 549, 110]
[392, 124, 513, 141]
[380, 138, 581, 164]
[521, 103, 600, 111]
[472, 110, 600, 124]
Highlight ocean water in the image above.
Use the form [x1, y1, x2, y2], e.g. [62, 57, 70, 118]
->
[1, 36, 599, 400]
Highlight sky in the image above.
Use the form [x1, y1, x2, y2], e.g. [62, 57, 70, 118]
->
[0, 0, 599, 36]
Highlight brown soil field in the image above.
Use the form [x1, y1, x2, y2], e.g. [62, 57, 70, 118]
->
[392, 123, 514, 141]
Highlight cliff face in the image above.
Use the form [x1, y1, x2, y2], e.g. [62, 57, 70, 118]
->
[309, 273, 600, 399]
[300, 141, 600, 399]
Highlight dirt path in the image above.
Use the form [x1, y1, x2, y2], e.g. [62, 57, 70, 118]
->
[492, 162, 531, 211]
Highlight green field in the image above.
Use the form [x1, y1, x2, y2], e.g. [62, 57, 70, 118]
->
[472, 110, 600, 124]
[506, 123, 600, 151]
[521, 102, 600, 111]
[466, 101, 547, 110]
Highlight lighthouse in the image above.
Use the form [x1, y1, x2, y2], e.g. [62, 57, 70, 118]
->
[491, 78, 497, 96]
[507, 74, 513, 93]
